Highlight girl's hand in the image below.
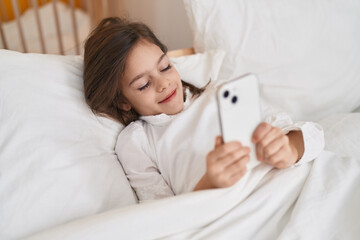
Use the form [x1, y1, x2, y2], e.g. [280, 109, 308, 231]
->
[252, 122, 300, 169]
[195, 136, 250, 190]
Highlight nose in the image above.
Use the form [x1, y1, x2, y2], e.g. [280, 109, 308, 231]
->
[155, 76, 170, 92]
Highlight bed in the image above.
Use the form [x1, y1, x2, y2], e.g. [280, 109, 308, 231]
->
[0, 0, 114, 55]
[1, 0, 360, 239]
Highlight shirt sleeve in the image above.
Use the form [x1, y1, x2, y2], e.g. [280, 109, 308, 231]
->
[115, 121, 174, 202]
[260, 100, 325, 167]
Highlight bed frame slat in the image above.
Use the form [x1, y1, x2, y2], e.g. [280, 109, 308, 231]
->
[69, 0, 79, 55]
[84, 0, 94, 28]
[31, 0, 46, 53]
[0, 18, 8, 49]
[11, 0, 27, 53]
[167, 47, 195, 58]
[52, 0, 64, 55]
[0, 0, 9, 21]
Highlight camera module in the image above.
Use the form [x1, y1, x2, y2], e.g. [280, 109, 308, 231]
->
[232, 96, 238, 104]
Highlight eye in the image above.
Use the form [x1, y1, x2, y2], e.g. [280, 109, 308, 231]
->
[161, 64, 172, 72]
[138, 81, 150, 91]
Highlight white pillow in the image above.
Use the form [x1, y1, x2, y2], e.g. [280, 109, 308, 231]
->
[183, 0, 360, 121]
[318, 113, 360, 160]
[170, 49, 225, 88]
[0, 50, 137, 239]
[0, 49, 224, 239]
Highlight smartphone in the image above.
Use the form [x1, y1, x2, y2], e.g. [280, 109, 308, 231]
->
[216, 73, 262, 169]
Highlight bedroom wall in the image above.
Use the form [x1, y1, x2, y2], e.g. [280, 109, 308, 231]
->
[117, 0, 193, 50]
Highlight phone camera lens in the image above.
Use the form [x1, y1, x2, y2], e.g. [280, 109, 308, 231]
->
[232, 96, 238, 104]
[223, 90, 229, 98]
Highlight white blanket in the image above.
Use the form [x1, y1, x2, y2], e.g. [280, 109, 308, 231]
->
[26, 142, 360, 239]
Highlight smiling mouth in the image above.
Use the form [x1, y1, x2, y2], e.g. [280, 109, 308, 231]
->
[159, 89, 177, 104]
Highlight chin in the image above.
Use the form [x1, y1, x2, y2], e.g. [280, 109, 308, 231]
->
[168, 104, 184, 115]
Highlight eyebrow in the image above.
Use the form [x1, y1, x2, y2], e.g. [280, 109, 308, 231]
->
[128, 53, 167, 86]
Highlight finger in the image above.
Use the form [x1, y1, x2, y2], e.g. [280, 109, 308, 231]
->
[258, 127, 283, 149]
[217, 155, 249, 187]
[264, 147, 285, 166]
[225, 155, 249, 176]
[229, 166, 247, 182]
[228, 158, 249, 177]
[214, 136, 223, 148]
[218, 147, 250, 168]
[252, 122, 272, 143]
[262, 134, 289, 159]
[265, 145, 293, 169]
[256, 143, 264, 161]
[211, 141, 243, 159]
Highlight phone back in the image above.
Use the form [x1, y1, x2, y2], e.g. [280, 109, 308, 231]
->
[216, 74, 261, 169]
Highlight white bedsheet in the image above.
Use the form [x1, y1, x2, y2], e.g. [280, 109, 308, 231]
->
[26, 112, 360, 239]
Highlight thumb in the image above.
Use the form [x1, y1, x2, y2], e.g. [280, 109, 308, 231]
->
[214, 136, 223, 148]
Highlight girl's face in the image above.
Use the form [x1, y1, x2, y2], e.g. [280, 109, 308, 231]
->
[120, 40, 184, 116]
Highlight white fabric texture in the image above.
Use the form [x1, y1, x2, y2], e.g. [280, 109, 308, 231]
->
[0, 49, 233, 239]
[0, 50, 137, 240]
[319, 113, 360, 159]
[25, 149, 360, 240]
[6, 0, 359, 238]
[183, 0, 360, 121]
[116, 82, 325, 202]
[170, 49, 225, 88]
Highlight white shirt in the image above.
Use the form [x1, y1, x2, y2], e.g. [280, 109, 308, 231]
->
[115, 84, 325, 202]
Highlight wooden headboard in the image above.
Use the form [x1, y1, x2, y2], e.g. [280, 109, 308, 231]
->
[0, 0, 193, 57]
[167, 47, 195, 58]
[0, 0, 84, 22]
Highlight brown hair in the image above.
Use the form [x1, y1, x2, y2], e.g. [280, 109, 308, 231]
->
[83, 17, 205, 126]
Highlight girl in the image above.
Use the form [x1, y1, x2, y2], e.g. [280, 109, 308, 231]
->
[83, 17, 324, 201]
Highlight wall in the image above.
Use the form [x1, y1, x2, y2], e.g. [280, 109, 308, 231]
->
[118, 0, 193, 50]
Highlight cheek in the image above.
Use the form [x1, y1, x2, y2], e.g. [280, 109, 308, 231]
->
[173, 68, 181, 80]
[121, 88, 144, 109]
[134, 92, 156, 107]
[171, 72, 182, 87]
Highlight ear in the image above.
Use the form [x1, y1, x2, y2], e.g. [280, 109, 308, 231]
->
[119, 103, 131, 111]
